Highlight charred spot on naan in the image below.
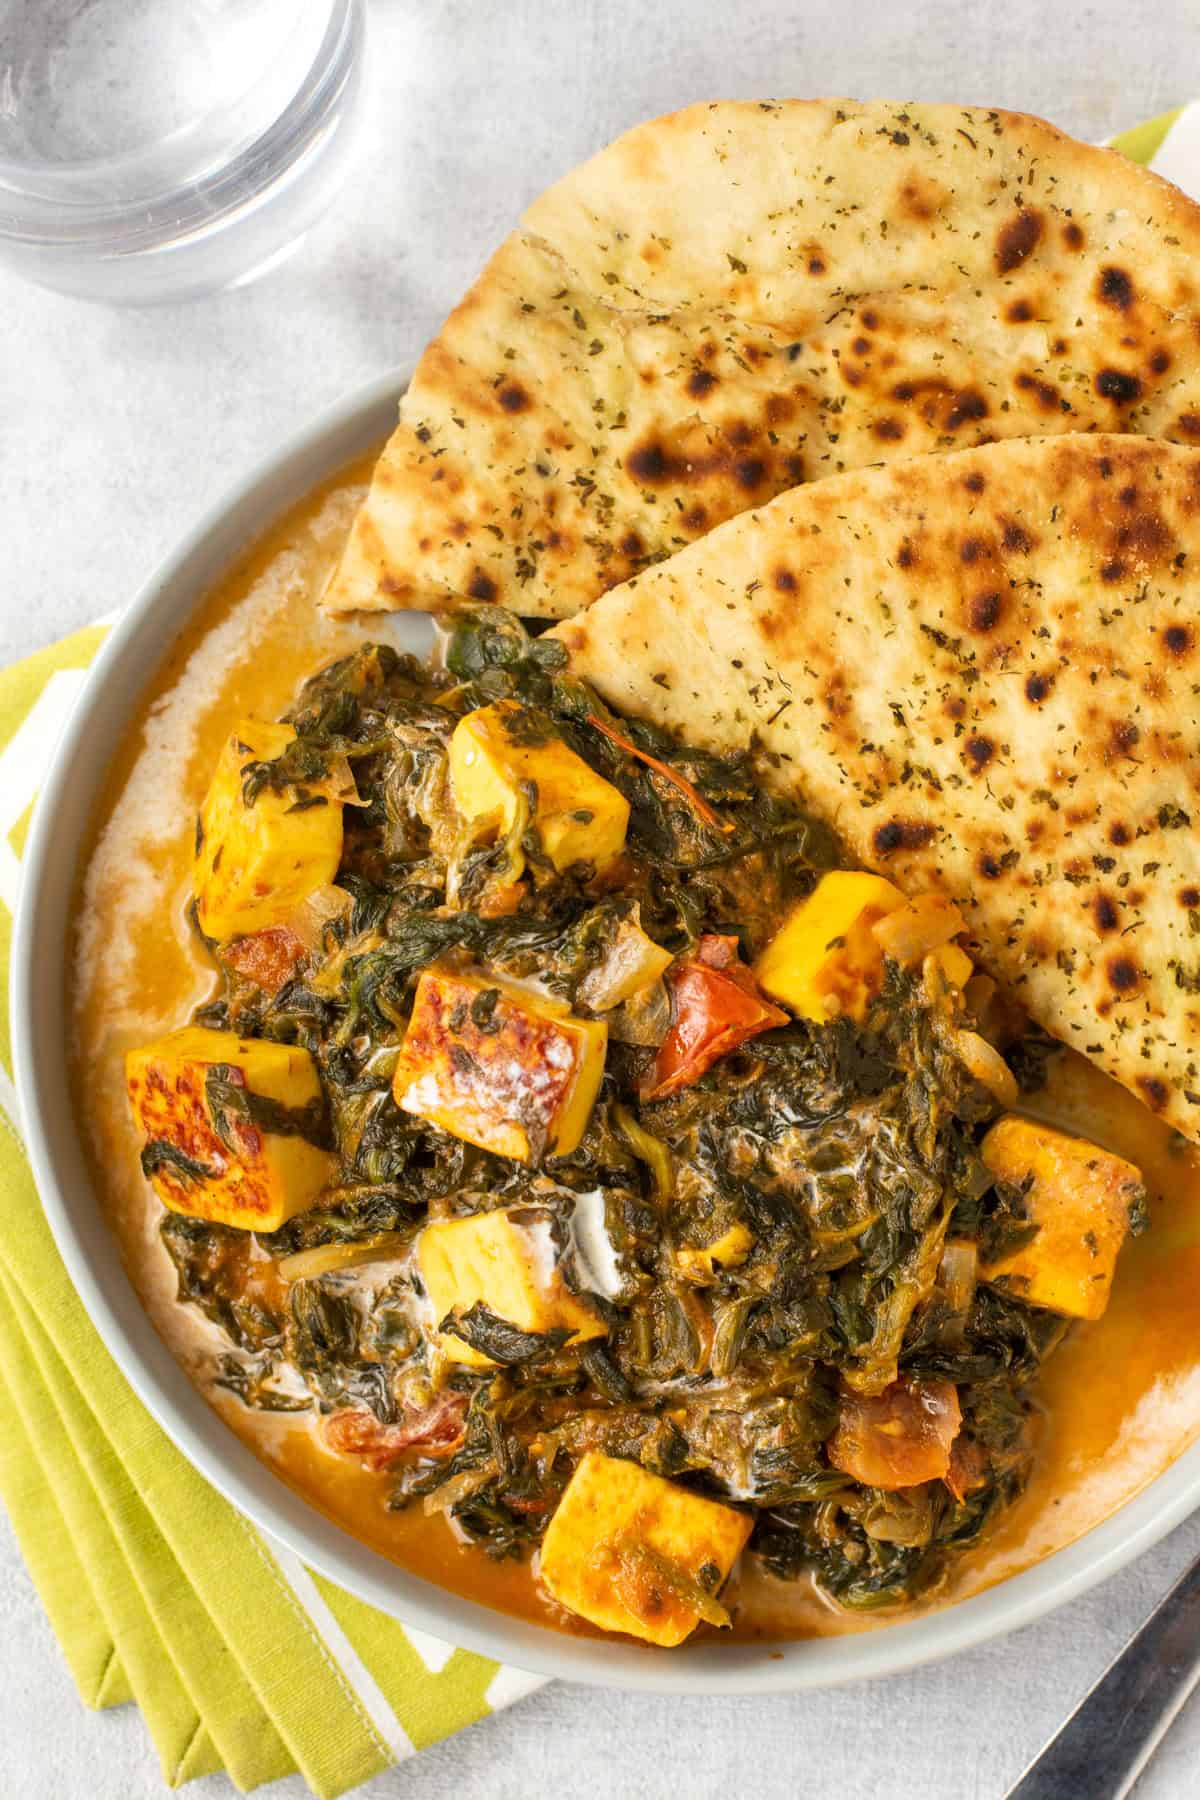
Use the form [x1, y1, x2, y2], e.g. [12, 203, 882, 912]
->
[895, 172, 950, 222]
[1014, 370, 1067, 415]
[962, 734, 997, 773]
[1091, 892, 1122, 938]
[965, 590, 1005, 633]
[889, 377, 991, 435]
[620, 416, 801, 528]
[1095, 368, 1144, 407]
[872, 819, 938, 856]
[994, 207, 1044, 274]
[1000, 519, 1036, 554]
[1097, 266, 1136, 312]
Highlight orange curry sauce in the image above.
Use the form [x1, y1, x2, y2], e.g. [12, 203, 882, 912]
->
[69, 459, 1200, 1643]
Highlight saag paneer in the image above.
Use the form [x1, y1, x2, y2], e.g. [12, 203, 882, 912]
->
[125, 609, 1146, 1645]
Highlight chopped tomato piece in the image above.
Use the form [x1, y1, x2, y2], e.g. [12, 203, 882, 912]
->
[322, 1395, 468, 1471]
[944, 1433, 990, 1503]
[643, 934, 786, 1101]
[223, 925, 306, 996]
[827, 1379, 961, 1490]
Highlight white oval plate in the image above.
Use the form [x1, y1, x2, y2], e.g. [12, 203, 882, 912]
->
[13, 368, 1200, 1693]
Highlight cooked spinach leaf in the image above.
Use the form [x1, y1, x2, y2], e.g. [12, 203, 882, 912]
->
[160, 605, 1116, 1617]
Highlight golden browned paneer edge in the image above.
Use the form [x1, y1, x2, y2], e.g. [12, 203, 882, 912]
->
[553, 433, 1200, 1145]
[393, 968, 607, 1161]
[125, 1026, 332, 1232]
[325, 99, 1200, 620]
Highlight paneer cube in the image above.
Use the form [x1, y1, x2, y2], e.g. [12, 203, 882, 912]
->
[754, 871, 905, 1022]
[125, 1025, 332, 1231]
[393, 968, 607, 1160]
[979, 1115, 1144, 1320]
[449, 701, 629, 874]
[195, 719, 352, 941]
[539, 1451, 752, 1646]
[418, 1207, 605, 1368]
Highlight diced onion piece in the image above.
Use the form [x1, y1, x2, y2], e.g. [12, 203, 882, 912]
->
[284, 883, 353, 956]
[607, 979, 672, 1046]
[921, 944, 973, 1000]
[938, 1239, 978, 1317]
[577, 912, 673, 1012]
[951, 1028, 1019, 1106]
[964, 975, 1028, 1050]
[871, 892, 965, 967]
[963, 972, 997, 1018]
[828, 1379, 961, 1490]
[319, 749, 365, 808]
[277, 1232, 409, 1282]
[422, 1465, 498, 1515]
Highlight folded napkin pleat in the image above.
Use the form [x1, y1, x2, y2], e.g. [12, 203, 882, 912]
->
[2, 1267, 285, 1789]
[0, 1274, 204, 1780]
[0, 1125, 392, 1796]
[0, 1277, 132, 1713]
[0, 102, 1193, 1792]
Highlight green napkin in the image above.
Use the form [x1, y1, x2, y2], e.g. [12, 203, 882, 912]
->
[0, 103, 1190, 1793]
[0, 625, 543, 1796]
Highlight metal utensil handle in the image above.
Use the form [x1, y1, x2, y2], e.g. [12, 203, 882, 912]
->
[1006, 1548, 1200, 1800]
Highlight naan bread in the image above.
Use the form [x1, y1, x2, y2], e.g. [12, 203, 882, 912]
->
[327, 99, 1200, 620]
[553, 434, 1200, 1141]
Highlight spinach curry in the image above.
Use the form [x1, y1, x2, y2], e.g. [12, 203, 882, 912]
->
[73, 465, 1200, 1649]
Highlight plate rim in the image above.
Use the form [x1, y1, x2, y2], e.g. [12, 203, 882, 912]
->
[13, 365, 1200, 1694]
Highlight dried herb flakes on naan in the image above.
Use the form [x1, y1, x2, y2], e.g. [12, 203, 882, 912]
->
[328, 99, 1200, 619]
[555, 433, 1200, 1142]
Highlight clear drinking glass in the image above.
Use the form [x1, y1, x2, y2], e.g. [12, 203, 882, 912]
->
[0, 0, 366, 304]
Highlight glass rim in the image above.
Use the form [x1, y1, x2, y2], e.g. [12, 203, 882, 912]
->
[0, 0, 361, 249]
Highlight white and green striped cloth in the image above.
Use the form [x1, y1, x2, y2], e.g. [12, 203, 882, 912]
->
[0, 99, 1195, 1798]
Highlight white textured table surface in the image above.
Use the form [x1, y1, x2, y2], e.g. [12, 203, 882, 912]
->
[5, 1, 1200, 1795]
